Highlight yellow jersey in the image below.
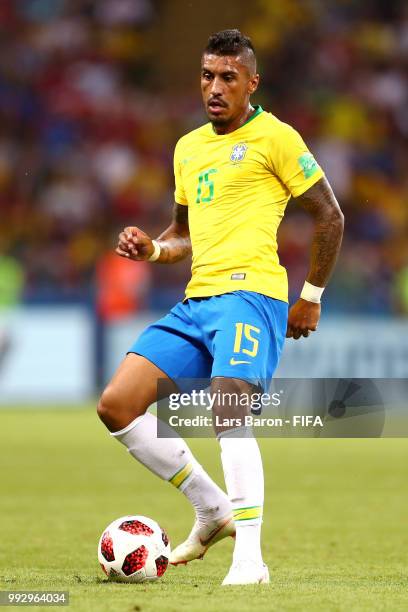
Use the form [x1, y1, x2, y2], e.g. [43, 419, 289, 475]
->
[174, 106, 324, 302]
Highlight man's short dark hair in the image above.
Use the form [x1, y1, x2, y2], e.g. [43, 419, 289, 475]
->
[204, 29, 255, 58]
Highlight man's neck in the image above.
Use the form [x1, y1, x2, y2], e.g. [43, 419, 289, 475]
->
[212, 105, 256, 135]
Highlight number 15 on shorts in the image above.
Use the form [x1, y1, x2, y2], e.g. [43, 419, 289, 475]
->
[233, 322, 260, 358]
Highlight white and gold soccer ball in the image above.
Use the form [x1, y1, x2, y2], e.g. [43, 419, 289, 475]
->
[98, 515, 171, 582]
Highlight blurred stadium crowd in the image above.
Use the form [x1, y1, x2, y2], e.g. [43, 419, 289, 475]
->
[0, 0, 407, 318]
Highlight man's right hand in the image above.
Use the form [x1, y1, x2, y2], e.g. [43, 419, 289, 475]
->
[116, 226, 155, 261]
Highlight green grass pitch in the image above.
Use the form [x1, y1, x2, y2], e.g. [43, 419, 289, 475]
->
[1, 408, 407, 611]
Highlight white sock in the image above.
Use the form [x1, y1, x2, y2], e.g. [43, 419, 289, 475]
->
[111, 412, 231, 525]
[218, 427, 264, 565]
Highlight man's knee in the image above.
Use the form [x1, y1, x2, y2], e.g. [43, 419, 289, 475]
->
[97, 384, 137, 431]
[211, 376, 255, 436]
[97, 383, 150, 431]
[97, 385, 118, 426]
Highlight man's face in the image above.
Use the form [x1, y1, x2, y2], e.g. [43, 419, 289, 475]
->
[201, 53, 259, 127]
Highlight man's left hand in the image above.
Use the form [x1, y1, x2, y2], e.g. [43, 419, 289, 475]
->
[286, 299, 321, 339]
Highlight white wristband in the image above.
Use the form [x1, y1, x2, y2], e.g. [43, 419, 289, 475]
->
[300, 281, 324, 304]
[147, 240, 161, 262]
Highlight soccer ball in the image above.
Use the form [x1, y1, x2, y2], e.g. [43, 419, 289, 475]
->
[98, 515, 171, 582]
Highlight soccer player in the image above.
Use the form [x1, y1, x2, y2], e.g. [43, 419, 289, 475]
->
[97, 29, 344, 585]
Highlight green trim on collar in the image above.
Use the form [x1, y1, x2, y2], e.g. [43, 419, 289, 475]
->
[211, 105, 263, 135]
[243, 104, 263, 126]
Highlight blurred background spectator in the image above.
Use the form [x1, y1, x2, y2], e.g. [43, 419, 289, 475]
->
[0, 0, 407, 315]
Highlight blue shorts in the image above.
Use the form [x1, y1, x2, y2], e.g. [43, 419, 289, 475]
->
[129, 291, 288, 390]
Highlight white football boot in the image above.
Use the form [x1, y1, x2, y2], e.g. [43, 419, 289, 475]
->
[222, 561, 270, 585]
[170, 515, 235, 565]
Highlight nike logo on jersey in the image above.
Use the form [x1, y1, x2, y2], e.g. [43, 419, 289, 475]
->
[229, 358, 251, 365]
[181, 155, 196, 165]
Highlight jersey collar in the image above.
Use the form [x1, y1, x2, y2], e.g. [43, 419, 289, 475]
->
[210, 105, 263, 136]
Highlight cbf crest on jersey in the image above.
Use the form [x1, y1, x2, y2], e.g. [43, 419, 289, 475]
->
[230, 143, 248, 163]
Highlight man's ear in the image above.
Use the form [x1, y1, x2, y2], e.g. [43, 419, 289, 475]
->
[248, 74, 260, 94]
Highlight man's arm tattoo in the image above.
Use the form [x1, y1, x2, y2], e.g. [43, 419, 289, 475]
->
[294, 177, 344, 287]
[156, 203, 191, 264]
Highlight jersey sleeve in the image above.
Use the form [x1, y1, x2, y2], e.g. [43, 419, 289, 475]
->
[173, 139, 188, 206]
[268, 122, 324, 198]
